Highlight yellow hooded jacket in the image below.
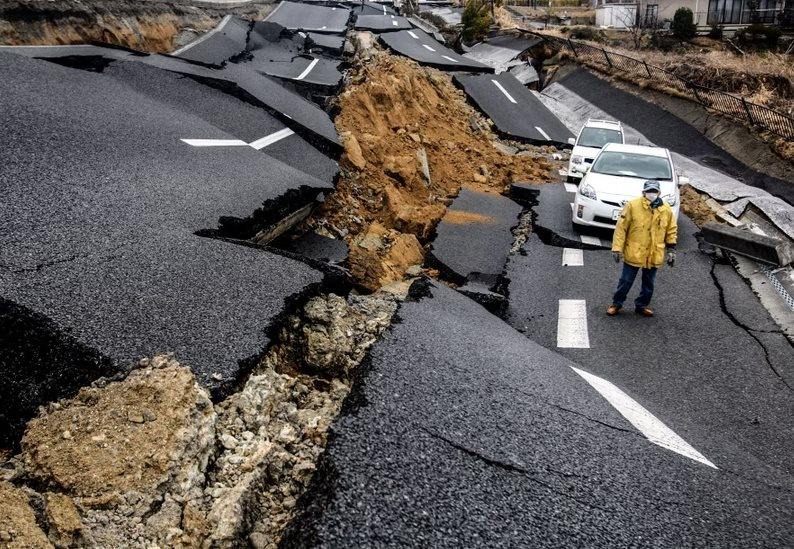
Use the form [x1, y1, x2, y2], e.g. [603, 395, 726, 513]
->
[612, 196, 677, 269]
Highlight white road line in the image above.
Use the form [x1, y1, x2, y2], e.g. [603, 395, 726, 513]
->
[407, 30, 419, 39]
[171, 14, 233, 55]
[491, 80, 517, 104]
[441, 55, 459, 63]
[422, 44, 436, 52]
[564, 183, 578, 193]
[295, 58, 320, 81]
[181, 139, 248, 147]
[249, 128, 295, 151]
[383, 5, 387, 14]
[320, 26, 327, 30]
[298, 31, 307, 38]
[535, 126, 551, 141]
[248, 128, 295, 150]
[571, 367, 717, 469]
[392, 20, 399, 26]
[557, 299, 590, 348]
[562, 248, 584, 267]
[262, 1, 284, 22]
[580, 234, 601, 246]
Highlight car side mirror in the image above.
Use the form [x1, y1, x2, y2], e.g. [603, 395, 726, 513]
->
[678, 175, 689, 186]
[568, 138, 576, 146]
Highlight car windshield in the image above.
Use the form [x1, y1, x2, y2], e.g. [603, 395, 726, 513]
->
[591, 151, 672, 180]
[577, 127, 623, 148]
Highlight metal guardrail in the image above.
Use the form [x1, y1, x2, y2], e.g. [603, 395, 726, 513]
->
[541, 34, 794, 141]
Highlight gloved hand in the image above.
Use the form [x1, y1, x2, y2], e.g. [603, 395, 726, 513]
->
[612, 251, 623, 264]
[667, 249, 677, 267]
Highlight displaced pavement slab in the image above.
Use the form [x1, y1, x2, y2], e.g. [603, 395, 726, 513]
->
[556, 68, 794, 207]
[172, 15, 251, 65]
[264, 1, 351, 34]
[463, 34, 542, 73]
[427, 188, 523, 287]
[514, 183, 610, 249]
[354, 14, 413, 32]
[349, 1, 397, 16]
[245, 22, 344, 88]
[419, 6, 462, 25]
[303, 31, 347, 54]
[282, 280, 794, 547]
[455, 72, 574, 146]
[1, 44, 343, 150]
[0, 51, 331, 442]
[102, 59, 338, 185]
[379, 28, 492, 73]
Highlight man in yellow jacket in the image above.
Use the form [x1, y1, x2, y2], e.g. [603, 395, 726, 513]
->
[607, 180, 678, 317]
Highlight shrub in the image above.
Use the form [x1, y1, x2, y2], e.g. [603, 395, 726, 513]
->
[569, 26, 602, 42]
[671, 7, 697, 40]
[708, 24, 723, 39]
[736, 24, 782, 49]
[461, 0, 490, 43]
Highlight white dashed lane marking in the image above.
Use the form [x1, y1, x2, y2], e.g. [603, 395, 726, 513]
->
[557, 299, 590, 348]
[295, 58, 319, 81]
[562, 248, 583, 267]
[407, 30, 418, 39]
[181, 139, 247, 147]
[441, 55, 458, 63]
[571, 367, 717, 469]
[248, 128, 295, 150]
[491, 80, 517, 104]
[564, 183, 578, 193]
[535, 126, 551, 141]
[422, 44, 436, 52]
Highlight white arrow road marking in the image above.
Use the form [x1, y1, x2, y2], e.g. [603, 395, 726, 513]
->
[181, 139, 248, 147]
[535, 126, 551, 140]
[441, 55, 459, 63]
[422, 44, 436, 52]
[571, 367, 717, 469]
[295, 58, 319, 81]
[557, 299, 589, 348]
[407, 30, 419, 39]
[492, 80, 517, 104]
[580, 234, 601, 246]
[564, 183, 578, 193]
[248, 128, 295, 150]
[562, 248, 584, 267]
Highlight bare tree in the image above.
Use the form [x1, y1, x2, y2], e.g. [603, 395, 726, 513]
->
[615, 4, 658, 49]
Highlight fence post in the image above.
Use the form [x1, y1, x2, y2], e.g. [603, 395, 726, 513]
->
[567, 38, 577, 57]
[685, 81, 702, 104]
[741, 98, 755, 126]
[642, 61, 652, 79]
[602, 48, 612, 68]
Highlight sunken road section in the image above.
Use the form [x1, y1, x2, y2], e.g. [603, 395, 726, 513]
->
[0, 47, 340, 447]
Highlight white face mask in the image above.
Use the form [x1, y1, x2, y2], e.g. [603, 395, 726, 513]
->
[645, 192, 659, 202]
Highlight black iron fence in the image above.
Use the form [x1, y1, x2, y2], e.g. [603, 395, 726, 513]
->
[542, 34, 794, 141]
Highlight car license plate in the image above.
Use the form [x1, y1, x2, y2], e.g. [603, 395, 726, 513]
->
[612, 209, 621, 221]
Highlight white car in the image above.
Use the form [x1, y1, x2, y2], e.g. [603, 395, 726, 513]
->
[567, 119, 624, 183]
[572, 143, 688, 231]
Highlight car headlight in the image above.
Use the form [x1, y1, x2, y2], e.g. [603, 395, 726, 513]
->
[571, 155, 584, 164]
[579, 183, 597, 200]
[665, 194, 677, 206]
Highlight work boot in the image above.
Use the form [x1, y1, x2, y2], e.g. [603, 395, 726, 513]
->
[606, 305, 620, 316]
[635, 307, 654, 317]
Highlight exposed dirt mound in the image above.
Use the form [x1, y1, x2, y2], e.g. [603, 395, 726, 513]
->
[680, 184, 717, 227]
[0, 0, 274, 51]
[309, 38, 555, 290]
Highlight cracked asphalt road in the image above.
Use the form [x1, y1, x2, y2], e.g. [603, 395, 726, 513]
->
[284, 280, 794, 547]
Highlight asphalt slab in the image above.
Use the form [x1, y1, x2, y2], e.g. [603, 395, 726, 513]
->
[379, 28, 492, 72]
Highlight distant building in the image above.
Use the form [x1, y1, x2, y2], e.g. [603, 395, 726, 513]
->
[593, 0, 792, 28]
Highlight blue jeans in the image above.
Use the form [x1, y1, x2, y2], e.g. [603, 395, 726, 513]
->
[612, 263, 657, 309]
